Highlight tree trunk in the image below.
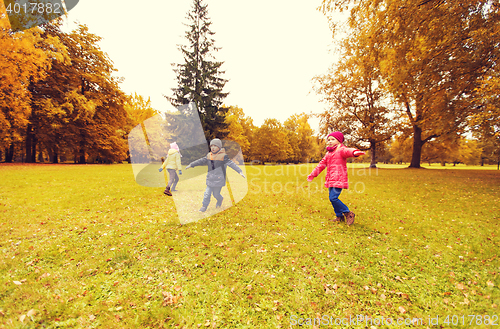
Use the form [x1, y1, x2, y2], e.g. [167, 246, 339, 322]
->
[6, 143, 14, 163]
[79, 147, 86, 164]
[26, 124, 33, 163]
[78, 131, 86, 164]
[38, 145, 43, 162]
[31, 136, 37, 163]
[369, 140, 377, 168]
[409, 124, 423, 168]
[51, 149, 59, 164]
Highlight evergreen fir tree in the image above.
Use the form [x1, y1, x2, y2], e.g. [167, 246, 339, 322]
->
[166, 0, 229, 141]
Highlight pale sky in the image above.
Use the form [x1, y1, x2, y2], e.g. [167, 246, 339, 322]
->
[62, 0, 337, 130]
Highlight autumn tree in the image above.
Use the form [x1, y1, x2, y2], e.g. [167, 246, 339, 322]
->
[314, 31, 398, 168]
[389, 134, 413, 164]
[223, 106, 251, 155]
[25, 21, 70, 163]
[167, 0, 228, 142]
[253, 119, 291, 164]
[123, 93, 158, 163]
[238, 110, 257, 162]
[28, 23, 128, 163]
[452, 139, 482, 166]
[321, 0, 500, 168]
[284, 113, 318, 163]
[0, 3, 53, 162]
[311, 136, 327, 163]
[125, 93, 158, 130]
[221, 106, 256, 162]
[470, 68, 500, 169]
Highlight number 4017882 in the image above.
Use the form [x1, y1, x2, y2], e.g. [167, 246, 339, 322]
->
[5, 2, 62, 15]
[442, 315, 498, 326]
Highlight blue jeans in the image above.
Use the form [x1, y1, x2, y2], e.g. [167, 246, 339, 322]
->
[329, 187, 349, 217]
[202, 186, 223, 207]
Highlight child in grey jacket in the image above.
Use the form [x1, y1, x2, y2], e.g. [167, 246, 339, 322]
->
[185, 139, 245, 212]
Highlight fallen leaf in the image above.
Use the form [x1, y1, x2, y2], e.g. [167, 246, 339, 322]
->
[487, 280, 495, 287]
[27, 309, 36, 317]
[39, 273, 50, 280]
[19, 314, 26, 323]
[396, 292, 409, 300]
[13, 281, 22, 285]
[162, 291, 180, 306]
[398, 306, 406, 314]
[456, 283, 465, 290]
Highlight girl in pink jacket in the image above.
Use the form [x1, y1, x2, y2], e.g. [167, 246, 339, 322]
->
[307, 132, 365, 225]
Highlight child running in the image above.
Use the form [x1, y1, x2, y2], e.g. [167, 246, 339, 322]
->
[185, 139, 245, 212]
[307, 132, 365, 225]
[159, 142, 182, 196]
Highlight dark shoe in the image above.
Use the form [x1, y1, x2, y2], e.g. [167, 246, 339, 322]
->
[215, 197, 223, 208]
[333, 215, 344, 222]
[199, 207, 207, 212]
[344, 211, 355, 225]
[164, 187, 172, 196]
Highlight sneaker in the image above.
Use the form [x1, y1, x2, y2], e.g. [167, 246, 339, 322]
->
[199, 207, 207, 212]
[344, 212, 355, 225]
[164, 187, 172, 196]
[215, 197, 224, 208]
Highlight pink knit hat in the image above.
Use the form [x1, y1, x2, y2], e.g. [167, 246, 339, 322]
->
[328, 131, 344, 143]
[170, 142, 179, 151]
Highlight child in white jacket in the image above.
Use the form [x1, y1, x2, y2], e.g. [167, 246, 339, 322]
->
[159, 142, 182, 196]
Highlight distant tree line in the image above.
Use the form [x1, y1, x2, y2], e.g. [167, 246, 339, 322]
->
[1, 0, 498, 168]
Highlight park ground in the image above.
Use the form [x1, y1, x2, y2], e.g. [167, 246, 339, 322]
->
[0, 163, 499, 328]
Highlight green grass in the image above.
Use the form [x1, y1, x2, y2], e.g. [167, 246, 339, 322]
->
[0, 163, 499, 328]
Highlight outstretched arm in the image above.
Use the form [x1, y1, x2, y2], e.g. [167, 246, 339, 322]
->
[307, 155, 327, 181]
[341, 147, 365, 158]
[185, 157, 207, 169]
[225, 156, 246, 178]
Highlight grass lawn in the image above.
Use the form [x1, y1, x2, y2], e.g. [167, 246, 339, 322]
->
[1, 163, 499, 328]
